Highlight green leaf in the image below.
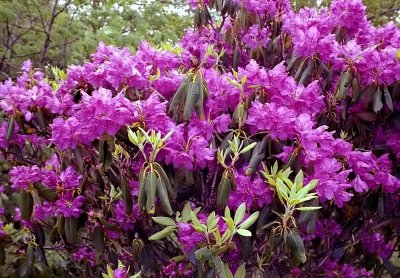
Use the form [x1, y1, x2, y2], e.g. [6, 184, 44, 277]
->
[194, 247, 214, 260]
[148, 226, 176, 241]
[384, 86, 394, 111]
[145, 171, 157, 214]
[20, 190, 33, 220]
[64, 217, 78, 244]
[6, 116, 15, 141]
[35, 183, 57, 202]
[183, 79, 201, 121]
[234, 203, 246, 225]
[138, 165, 147, 208]
[239, 142, 257, 154]
[217, 172, 232, 208]
[373, 87, 383, 113]
[286, 230, 306, 263]
[237, 229, 251, 237]
[294, 170, 304, 189]
[296, 206, 322, 211]
[92, 226, 105, 264]
[121, 176, 133, 215]
[156, 178, 173, 215]
[234, 263, 246, 278]
[238, 211, 259, 229]
[336, 71, 351, 100]
[296, 179, 318, 199]
[152, 217, 176, 226]
[181, 202, 192, 222]
[190, 211, 203, 231]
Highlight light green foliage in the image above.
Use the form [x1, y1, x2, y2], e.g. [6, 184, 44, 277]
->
[260, 163, 321, 263]
[149, 202, 258, 277]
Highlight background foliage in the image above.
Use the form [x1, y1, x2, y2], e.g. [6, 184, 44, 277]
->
[0, 0, 399, 80]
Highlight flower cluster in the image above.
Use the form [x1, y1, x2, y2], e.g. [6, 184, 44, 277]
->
[0, 0, 399, 276]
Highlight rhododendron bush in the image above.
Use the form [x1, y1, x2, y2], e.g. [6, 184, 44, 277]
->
[1, 0, 400, 277]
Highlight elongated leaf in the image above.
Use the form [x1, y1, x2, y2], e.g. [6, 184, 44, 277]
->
[35, 183, 57, 202]
[138, 165, 147, 208]
[238, 211, 259, 229]
[294, 58, 307, 81]
[121, 176, 132, 215]
[65, 217, 78, 244]
[92, 226, 105, 264]
[152, 217, 176, 226]
[148, 226, 176, 241]
[26, 245, 35, 272]
[286, 230, 306, 263]
[57, 216, 65, 235]
[384, 86, 394, 111]
[194, 75, 206, 120]
[373, 87, 383, 113]
[195, 247, 214, 260]
[245, 136, 268, 176]
[336, 71, 351, 100]
[237, 229, 252, 237]
[152, 163, 173, 198]
[145, 171, 157, 214]
[233, 46, 241, 71]
[0, 241, 5, 265]
[234, 203, 246, 225]
[299, 59, 313, 85]
[234, 263, 246, 278]
[217, 172, 232, 208]
[20, 191, 33, 220]
[156, 178, 173, 215]
[183, 79, 201, 121]
[240, 142, 256, 154]
[132, 239, 144, 259]
[296, 206, 322, 211]
[99, 135, 115, 171]
[6, 115, 15, 141]
[32, 224, 45, 247]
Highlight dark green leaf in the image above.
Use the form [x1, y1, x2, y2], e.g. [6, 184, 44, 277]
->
[121, 176, 133, 215]
[195, 247, 214, 260]
[99, 135, 115, 171]
[217, 171, 232, 208]
[6, 115, 15, 141]
[26, 245, 35, 272]
[384, 86, 394, 111]
[35, 183, 57, 202]
[286, 230, 306, 263]
[336, 71, 352, 100]
[183, 78, 201, 121]
[373, 87, 383, 113]
[92, 226, 105, 264]
[20, 190, 33, 220]
[245, 136, 268, 176]
[145, 171, 157, 214]
[156, 178, 173, 215]
[64, 217, 78, 244]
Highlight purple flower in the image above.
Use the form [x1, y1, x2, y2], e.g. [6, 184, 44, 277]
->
[242, 25, 271, 49]
[55, 195, 85, 218]
[72, 246, 95, 266]
[228, 169, 273, 209]
[176, 222, 205, 252]
[361, 232, 394, 259]
[10, 165, 43, 191]
[161, 124, 214, 170]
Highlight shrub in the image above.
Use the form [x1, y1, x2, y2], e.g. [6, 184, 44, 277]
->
[0, 0, 399, 277]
